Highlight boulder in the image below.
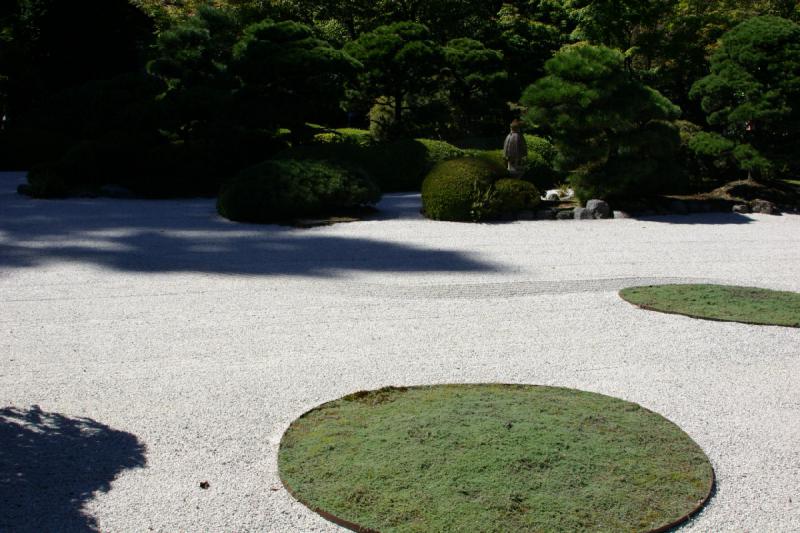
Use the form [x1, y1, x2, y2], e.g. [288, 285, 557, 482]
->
[750, 199, 780, 215]
[586, 199, 612, 219]
[517, 210, 536, 221]
[536, 209, 557, 220]
[574, 207, 593, 220]
[613, 210, 632, 219]
[732, 204, 751, 214]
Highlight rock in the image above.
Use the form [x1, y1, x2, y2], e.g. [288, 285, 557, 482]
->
[613, 210, 632, 219]
[586, 199, 612, 219]
[750, 199, 780, 215]
[517, 210, 536, 221]
[556, 209, 574, 220]
[669, 200, 688, 215]
[16, 184, 33, 197]
[545, 192, 560, 202]
[732, 204, 751, 214]
[574, 207, 593, 220]
[536, 209, 557, 220]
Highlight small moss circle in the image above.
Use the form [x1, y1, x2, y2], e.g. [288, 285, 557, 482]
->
[279, 384, 714, 533]
[620, 284, 800, 327]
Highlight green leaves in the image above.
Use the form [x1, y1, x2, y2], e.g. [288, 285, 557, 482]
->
[522, 42, 682, 201]
[691, 15, 800, 179]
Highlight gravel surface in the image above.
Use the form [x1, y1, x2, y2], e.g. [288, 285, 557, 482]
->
[1, 171, 799, 532]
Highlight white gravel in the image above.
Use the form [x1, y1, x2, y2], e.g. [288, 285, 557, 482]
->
[1, 171, 799, 532]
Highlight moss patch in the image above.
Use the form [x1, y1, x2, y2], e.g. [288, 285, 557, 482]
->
[620, 284, 800, 327]
[279, 384, 713, 533]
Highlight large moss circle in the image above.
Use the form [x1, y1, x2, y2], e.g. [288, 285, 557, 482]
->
[620, 284, 800, 327]
[279, 385, 714, 533]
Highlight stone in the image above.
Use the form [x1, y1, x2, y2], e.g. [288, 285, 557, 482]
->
[556, 209, 574, 220]
[574, 207, 593, 220]
[517, 210, 536, 221]
[613, 210, 632, 219]
[545, 192, 560, 202]
[585, 199, 612, 219]
[750, 199, 780, 215]
[732, 204, 751, 214]
[536, 209, 557, 220]
[669, 200, 689, 215]
[16, 184, 33, 197]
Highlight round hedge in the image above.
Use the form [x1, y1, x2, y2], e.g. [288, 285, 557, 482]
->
[494, 178, 541, 214]
[620, 284, 800, 327]
[421, 157, 502, 221]
[277, 138, 464, 193]
[217, 159, 380, 224]
[279, 384, 714, 533]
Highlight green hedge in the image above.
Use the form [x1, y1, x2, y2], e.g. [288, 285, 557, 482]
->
[459, 134, 560, 191]
[217, 159, 381, 224]
[422, 159, 542, 222]
[278, 138, 465, 192]
[421, 157, 503, 221]
[23, 130, 287, 199]
[494, 178, 541, 214]
[24, 140, 143, 198]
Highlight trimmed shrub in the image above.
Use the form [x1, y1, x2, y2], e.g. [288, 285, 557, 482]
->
[421, 157, 503, 221]
[278, 138, 464, 192]
[24, 140, 144, 198]
[217, 159, 381, 223]
[459, 135, 561, 191]
[494, 179, 541, 214]
[25, 163, 70, 198]
[313, 128, 374, 147]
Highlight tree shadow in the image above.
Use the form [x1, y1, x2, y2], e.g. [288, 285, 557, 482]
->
[0, 406, 146, 532]
[0, 176, 500, 276]
[629, 212, 755, 225]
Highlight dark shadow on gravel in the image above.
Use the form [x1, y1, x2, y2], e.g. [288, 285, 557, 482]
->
[0, 176, 499, 276]
[629, 212, 754, 225]
[0, 406, 146, 532]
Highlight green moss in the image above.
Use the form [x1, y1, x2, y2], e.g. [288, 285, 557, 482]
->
[421, 157, 502, 221]
[620, 284, 800, 327]
[279, 384, 714, 533]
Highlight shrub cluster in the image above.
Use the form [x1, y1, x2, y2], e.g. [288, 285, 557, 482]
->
[23, 131, 286, 199]
[421, 157, 540, 222]
[217, 159, 381, 223]
[279, 136, 465, 192]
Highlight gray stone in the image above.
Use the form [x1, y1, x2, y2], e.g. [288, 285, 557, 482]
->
[585, 199, 612, 219]
[517, 210, 536, 221]
[613, 210, 632, 219]
[536, 209, 557, 220]
[574, 207, 593, 220]
[750, 199, 780, 215]
[669, 200, 689, 215]
[556, 209, 574, 220]
[732, 204, 751, 214]
[545, 192, 560, 202]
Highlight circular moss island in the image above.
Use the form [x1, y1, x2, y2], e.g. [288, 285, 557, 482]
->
[278, 384, 714, 533]
[620, 284, 800, 327]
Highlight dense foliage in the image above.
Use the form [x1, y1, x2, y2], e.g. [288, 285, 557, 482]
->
[690, 16, 800, 179]
[217, 159, 380, 223]
[2, 0, 798, 205]
[420, 157, 539, 222]
[522, 43, 682, 201]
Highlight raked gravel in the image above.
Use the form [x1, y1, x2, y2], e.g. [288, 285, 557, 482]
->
[0, 171, 799, 532]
